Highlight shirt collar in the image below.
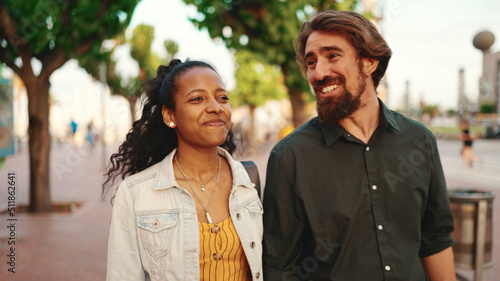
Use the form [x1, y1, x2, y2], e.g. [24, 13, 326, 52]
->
[152, 147, 254, 191]
[320, 98, 401, 146]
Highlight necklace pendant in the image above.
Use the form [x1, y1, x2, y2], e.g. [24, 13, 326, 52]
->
[206, 212, 213, 224]
[201, 185, 205, 192]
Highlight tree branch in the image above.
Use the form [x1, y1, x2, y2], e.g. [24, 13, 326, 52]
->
[97, 0, 113, 18]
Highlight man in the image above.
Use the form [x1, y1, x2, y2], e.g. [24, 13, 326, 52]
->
[263, 10, 456, 281]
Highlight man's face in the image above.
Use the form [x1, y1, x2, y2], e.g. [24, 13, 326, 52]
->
[304, 31, 367, 124]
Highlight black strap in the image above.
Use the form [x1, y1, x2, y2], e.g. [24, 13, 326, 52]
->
[241, 161, 261, 198]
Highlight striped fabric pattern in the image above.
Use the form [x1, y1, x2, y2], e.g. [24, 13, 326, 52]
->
[198, 217, 251, 281]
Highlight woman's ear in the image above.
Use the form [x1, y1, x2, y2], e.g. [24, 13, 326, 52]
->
[162, 106, 176, 128]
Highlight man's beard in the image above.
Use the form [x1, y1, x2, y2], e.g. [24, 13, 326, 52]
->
[315, 73, 366, 125]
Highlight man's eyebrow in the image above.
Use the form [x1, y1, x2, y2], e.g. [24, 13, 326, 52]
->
[321, 45, 344, 53]
[304, 45, 344, 61]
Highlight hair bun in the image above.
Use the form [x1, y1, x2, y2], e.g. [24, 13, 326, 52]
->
[169, 59, 182, 67]
[157, 59, 183, 78]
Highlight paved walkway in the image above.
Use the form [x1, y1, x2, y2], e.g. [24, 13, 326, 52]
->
[0, 139, 498, 281]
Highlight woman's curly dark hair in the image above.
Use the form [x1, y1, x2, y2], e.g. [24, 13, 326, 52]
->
[102, 59, 236, 201]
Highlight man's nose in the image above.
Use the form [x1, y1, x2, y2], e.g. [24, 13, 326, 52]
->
[314, 59, 330, 81]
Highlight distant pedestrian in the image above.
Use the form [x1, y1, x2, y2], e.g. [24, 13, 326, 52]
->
[460, 119, 479, 167]
[86, 120, 94, 147]
[103, 59, 262, 281]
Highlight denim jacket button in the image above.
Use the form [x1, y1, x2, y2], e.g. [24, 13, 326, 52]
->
[236, 213, 241, 219]
[250, 241, 255, 248]
[255, 272, 261, 278]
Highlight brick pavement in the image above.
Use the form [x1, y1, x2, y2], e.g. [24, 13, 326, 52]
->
[0, 143, 112, 281]
[0, 140, 498, 281]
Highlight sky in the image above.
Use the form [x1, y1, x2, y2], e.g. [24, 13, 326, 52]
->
[381, 0, 500, 110]
[6, 0, 500, 137]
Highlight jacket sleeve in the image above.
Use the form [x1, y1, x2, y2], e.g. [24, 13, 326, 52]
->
[419, 136, 455, 257]
[263, 149, 306, 280]
[106, 180, 145, 281]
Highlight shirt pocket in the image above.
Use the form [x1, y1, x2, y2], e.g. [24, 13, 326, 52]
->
[136, 213, 177, 259]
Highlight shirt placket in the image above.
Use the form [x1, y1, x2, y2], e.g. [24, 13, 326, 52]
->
[364, 142, 395, 279]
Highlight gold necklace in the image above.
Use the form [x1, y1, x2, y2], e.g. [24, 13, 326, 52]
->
[175, 155, 221, 224]
[179, 159, 220, 192]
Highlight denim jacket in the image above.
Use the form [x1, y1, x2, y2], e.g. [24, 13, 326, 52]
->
[106, 148, 263, 281]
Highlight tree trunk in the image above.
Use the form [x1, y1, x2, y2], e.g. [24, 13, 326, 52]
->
[248, 104, 256, 146]
[26, 77, 52, 212]
[288, 87, 307, 128]
[281, 62, 309, 128]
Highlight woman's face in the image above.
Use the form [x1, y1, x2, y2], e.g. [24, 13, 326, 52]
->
[162, 66, 231, 150]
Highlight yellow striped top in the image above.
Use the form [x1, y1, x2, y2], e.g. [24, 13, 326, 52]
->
[198, 216, 251, 281]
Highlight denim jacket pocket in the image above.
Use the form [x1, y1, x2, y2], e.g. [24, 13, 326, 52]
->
[137, 213, 177, 259]
[244, 199, 264, 239]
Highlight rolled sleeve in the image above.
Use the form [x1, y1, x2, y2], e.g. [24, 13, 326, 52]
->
[419, 139, 455, 257]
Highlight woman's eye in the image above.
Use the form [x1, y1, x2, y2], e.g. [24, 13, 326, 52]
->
[190, 96, 203, 102]
[329, 54, 338, 59]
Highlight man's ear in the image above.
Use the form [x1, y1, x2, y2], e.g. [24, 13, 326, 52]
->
[362, 57, 379, 76]
[162, 105, 176, 128]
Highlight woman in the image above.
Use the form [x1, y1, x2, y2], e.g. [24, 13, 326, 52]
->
[104, 59, 263, 281]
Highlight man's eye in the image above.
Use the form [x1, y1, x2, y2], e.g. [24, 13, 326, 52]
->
[307, 60, 316, 67]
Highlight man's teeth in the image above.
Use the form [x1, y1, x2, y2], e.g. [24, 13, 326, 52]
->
[321, 84, 339, 93]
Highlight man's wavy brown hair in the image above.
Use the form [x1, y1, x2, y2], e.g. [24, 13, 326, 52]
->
[295, 10, 392, 88]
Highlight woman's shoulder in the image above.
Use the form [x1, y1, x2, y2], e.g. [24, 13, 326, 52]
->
[121, 159, 165, 188]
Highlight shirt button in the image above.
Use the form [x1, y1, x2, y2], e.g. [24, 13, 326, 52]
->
[385, 265, 391, 271]
[366, 146, 370, 151]
[236, 213, 241, 219]
[250, 241, 256, 248]
[211, 225, 220, 233]
[378, 225, 384, 230]
[371, 185, 377, 191]
[213, 253, 222, 261]
[255, 272, 261, 278]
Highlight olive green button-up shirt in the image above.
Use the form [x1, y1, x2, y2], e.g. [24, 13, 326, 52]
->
[263, 101, 454, 281]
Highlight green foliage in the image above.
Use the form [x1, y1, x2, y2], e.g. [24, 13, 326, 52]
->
[79, 24, 179, 114]
[230, 50, 287, 107]
[1, 0, 138, 64]
[421, 104, 439, 116]
[480, 102, 496, 113]
[445, 109, 457, 116]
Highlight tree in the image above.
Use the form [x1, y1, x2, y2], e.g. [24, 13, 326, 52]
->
[0, 0, 139, 212]
[182, 0, 357, 127]
[231, 50, 287, 144]
[79, 24, 179, 124]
